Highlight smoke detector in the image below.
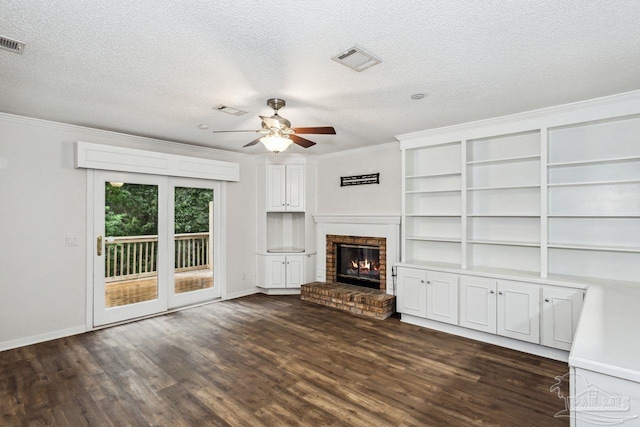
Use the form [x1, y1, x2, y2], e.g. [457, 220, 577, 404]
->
[0, 35, 25, 55]
[332, 45, 381, 72]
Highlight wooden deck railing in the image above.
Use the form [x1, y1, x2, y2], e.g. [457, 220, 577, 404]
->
[105, 232, 210, 282]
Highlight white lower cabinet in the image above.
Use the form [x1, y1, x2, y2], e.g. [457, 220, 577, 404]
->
[459, 276, 497, 334]
[398, 266, 584, 353]
[396, 267, 427, 317]
[426, 271, 459, 325]
[264, 255, 305, 289]
[461, 277, 540, 343]
[541, 287, 583, 350]
[496, 280, 540, 344]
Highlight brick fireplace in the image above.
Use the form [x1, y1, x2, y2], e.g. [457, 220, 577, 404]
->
[325, 235, 387, 290]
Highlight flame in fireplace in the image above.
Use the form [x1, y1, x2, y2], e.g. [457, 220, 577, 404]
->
[350, 259, 379, 272]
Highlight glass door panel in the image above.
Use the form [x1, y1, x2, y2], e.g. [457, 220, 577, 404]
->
[94, 172, 168, 326]
[169, 179, 221, 308]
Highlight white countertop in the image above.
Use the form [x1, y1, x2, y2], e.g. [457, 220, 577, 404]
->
[569, 281, 640, 383]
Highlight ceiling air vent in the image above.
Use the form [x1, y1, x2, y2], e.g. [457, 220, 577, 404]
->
[332, 45, 381, 72]
[0, 35, 25, 55]
[214, 105, 248, 116]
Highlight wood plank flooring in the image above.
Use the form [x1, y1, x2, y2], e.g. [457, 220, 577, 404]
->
[0, 294, 569, 426]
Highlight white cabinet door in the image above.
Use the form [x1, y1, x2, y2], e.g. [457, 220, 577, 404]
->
[497, 280, 540, 344]
[285, 165, 305, 211]
[541, 287, 584, 350]
[285, 255, 305, 288]
[266, 165, 286, 211]
[426, 271, 459, 325]
[265, 255, 286, 288]
[460, 276, 497, 334]
[397, 267, 427, 317]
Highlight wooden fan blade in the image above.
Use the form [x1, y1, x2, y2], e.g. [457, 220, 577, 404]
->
[212, 130, 260, 133]
[290, 134, 316, 148]
[292, 126, 336, 135]
[243, 137, 262, 147]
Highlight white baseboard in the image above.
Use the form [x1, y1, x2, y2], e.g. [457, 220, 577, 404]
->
[225, 287, 261, 300]
[258, 287, 301, 296]
[0, 325, 87, 353]
[400, 314, 568, 363]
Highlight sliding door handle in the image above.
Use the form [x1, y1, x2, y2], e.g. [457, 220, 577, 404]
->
[97, 236, 103, 256]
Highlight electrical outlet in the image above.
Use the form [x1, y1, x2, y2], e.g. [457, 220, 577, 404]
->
[65, 236, 79, 246]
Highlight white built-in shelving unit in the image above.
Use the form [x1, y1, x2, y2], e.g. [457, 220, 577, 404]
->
[546, 115, 640, 283]
[466, 131, 542, 274]
[399, 92, 640, 285]
[404, 141, 463, 266]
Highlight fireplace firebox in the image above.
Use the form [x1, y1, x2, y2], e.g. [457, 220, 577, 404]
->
[336, 243, 381, 289]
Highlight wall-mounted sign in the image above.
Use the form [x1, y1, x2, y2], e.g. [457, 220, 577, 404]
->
[340, 173, 380, 187]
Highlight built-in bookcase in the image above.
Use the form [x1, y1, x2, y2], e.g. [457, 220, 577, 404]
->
[404, 141, 462, 266]
[547, 115, 640, 282]
[466, 131, 541, 274]
[399, 93, 640, 286]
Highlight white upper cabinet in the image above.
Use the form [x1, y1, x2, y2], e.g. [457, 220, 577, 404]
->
[266, 165, 287, 211]
[496, 280, 540, 344]
[541, 286, 583, 350]
[285, 165, 305, 212]
[267, 165, 305, 212]
[396, 267, 427, 317]
[426, 271, 459, 325]
[459, 275, 497, 334]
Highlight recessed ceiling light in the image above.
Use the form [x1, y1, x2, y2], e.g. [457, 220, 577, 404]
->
[198, 124, 209, 130]
[214, 105, 248, 116]
[411, 93, 426, 100]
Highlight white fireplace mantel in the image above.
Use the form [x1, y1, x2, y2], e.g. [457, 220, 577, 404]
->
[313, 214, 401, 294]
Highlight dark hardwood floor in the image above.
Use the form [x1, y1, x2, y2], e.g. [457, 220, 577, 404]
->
[1, 294, 569, 426]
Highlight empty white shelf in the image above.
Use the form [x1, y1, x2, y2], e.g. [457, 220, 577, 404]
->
[547, 179, 640, 188]
[468, 239, 541, 248]
[467, 184, 541, 191]
[406, 236, 462, 243]
[467, 154, 541, 166]
[548, 155, 640, 168]
[548, 243, 640, 253]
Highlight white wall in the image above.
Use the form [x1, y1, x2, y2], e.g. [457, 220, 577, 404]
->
[316, 142, 402, 214]
[0, 114, 257, 350]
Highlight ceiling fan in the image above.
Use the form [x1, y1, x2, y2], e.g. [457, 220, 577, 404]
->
[212, 98, 336, 153]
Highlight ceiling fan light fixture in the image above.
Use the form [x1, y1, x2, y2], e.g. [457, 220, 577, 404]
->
[260, 135, 293, 153]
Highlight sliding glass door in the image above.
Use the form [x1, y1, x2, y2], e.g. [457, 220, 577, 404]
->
[93, 172, 220, 326]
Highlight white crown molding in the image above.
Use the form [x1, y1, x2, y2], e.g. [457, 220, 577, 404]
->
[313, 214, 401, 225]
[314, 141, 400, 160]
[396, 89, 640, 146]
[0, 111, 254, 160]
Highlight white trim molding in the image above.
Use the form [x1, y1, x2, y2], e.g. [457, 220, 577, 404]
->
[0, 325, 87, 353]
[76, 141, 240, 181]
[314, 214, 401, 225]
[314, 214, 401, 293]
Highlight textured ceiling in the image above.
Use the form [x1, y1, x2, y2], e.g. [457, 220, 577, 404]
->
[1, 1, 639, 155]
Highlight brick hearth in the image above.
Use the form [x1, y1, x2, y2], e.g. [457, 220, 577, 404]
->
[301, 282, 395, 320]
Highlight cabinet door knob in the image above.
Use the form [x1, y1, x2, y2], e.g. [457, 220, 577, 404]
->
[490, 290, 495, 294]
[420, 280, 425, 283]
[545, 298, 550, 302]
[427, 281, 431, 284]
[498, 291, 503, 295]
